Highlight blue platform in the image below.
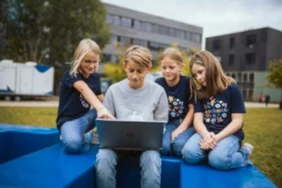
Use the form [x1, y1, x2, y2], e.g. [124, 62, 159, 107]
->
[0, 124, 277, 188]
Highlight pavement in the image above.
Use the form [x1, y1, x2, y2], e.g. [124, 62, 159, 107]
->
[0, 100, 279, 108]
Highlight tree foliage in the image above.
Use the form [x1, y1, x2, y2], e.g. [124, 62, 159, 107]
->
[267, 59, 282, 101]
[5, 0, 110, 64]
[267, 59, 282, 88]
[5, 0, 110, 94]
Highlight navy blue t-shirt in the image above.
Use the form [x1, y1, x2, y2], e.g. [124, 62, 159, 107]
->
[56, 68, 102, 129]
[155, 76, 193, 121]
[194, 84, 246, 140]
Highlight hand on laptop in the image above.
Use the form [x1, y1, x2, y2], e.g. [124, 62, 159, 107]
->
[97, 107, 115, 119]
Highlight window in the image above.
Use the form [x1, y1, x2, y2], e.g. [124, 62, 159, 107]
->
[121, 17, 132, 28]
[213, 40, 221, 50]
[246, 34, 257, 48]
[245, 53, 256, 65]
[229, 37, 235, 49]
[191, 33, 201, 43]
[133, 20, 142, 30]
[133, 39, 148, 47]
[110, 35, 118, 44]
[119, 36, 131, 46]
[231, 73, 236, 79]
[106, 14, 114, 24]
[238, 73, 242, 81]
[228, 54, 234, 66]
[112, 15, 121, 26]
[185, 32, 191, 40]
[249, 73, 254, 82]
[243, 73, 247, 81]
[169, 28, 176, 37]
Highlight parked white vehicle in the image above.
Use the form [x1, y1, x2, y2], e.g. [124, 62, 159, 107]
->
[0, 60, 54, 101]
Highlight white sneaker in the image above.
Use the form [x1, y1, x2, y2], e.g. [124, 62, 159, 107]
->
[84, 130, 99, 145]
[90, 131, 99, 145]
[241, 143, 254, 155]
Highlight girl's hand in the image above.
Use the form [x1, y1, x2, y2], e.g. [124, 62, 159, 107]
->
[97, 108, 115, 119]
[199, 132, 217, 150]
[171, 129, 182, 141]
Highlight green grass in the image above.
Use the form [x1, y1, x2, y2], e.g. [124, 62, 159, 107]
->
[0, 107, 281, 187]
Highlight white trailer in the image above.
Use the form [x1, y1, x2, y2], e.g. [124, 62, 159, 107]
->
[0, 60, 54, 101]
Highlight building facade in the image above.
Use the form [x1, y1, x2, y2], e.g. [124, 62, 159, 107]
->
[103, 3, 203, 62]
[206, 27, 282, 102]
[0, 0, 7, 60]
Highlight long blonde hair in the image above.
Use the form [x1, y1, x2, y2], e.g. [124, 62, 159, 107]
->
[124, 45, 152, 69]
[189, 50, 235, 99]
[70, 38, 101, 76]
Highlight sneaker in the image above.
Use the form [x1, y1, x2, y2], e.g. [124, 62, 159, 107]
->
[90, 131, 99, 145]
[241, 143, 254, 155]
[84, 130, 100, 145]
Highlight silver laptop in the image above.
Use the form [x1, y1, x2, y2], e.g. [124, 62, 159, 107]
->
[96, 119, 166, 151]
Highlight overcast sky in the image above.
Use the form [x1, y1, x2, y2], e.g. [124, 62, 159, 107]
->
[102, 0, 282, 48]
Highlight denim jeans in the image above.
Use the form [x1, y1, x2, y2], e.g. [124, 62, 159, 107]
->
[60, 109, 97, 153]
[182, 133, 252, 170]
[95, 149, 161, 188]
[160, 119, 195, 157]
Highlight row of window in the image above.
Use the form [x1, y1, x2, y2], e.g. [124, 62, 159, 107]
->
[213, 34, 259, 50]
[110, 35, 187, 52]
[226, 72, 254, 82]
[228, 53, 256, 66]
[106, 14, 202, 43]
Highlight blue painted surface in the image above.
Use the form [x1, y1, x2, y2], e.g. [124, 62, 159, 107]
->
[35, 65, 51, 73]
[180, 162, 277, 188]
[0, 124, 277, 188]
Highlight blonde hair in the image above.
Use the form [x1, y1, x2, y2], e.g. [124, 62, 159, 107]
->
[160, 47, 184, 68]
[189, 50, 235, 99]
[124, 45, 152, 68]
[70, 38, 101, 76]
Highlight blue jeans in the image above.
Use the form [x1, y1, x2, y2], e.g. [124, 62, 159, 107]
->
[95, 149, 161, 188]
[60, 109, 97, 153]
[182, 133, 252, 170]
[161, 120, 195, 157]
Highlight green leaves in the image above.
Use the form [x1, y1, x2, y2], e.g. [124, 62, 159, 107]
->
[267, 59, 282, 88]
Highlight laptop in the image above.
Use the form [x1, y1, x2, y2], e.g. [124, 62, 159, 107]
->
[96, 119, 166, 151]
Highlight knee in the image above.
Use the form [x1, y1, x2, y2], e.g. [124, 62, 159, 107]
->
[96, 149, 117, 171]
[182, 145, 203, 164]
[171, 139, 186, 157]
[140, 151, 161, 168]
[208, 152, 230, 170]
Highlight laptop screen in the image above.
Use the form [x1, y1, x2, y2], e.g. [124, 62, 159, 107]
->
[96, 119, 166, 151]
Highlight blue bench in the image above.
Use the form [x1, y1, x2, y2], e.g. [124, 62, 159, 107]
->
[0, 124, 277, 188]
[0, 124, 60, 164]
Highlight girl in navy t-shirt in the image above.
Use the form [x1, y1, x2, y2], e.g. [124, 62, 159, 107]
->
[156, 48, 195, 157]
[56, 39, 113, 153]
[182, 50, 253, 170]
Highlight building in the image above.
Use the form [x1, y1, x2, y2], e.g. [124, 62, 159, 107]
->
[0, 1, 7, 60]
[102, 3, 203, 62]
[206, 27, 282, 102]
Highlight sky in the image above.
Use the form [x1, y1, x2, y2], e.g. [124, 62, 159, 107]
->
[102, 0, 282, 48]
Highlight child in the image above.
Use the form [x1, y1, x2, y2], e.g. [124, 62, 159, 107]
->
[95, 45, 168, 188]
[155, 48, 195, 157]
[182, 50, 253, 170]
[56, 38, 113, 153]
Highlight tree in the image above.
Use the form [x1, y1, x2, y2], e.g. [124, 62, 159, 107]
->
[5, 0, 110, 94]
[267, 59, 282, 105]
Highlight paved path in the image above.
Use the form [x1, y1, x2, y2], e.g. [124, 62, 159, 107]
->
[0, 100, 279, 108]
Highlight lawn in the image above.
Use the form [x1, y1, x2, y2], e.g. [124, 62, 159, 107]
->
[0, 107, 281, 187]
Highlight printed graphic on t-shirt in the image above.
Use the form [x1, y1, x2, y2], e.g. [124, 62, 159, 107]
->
[203, 98, 228, 124]
[168, 95, 184, 118]
[79, 94, 90, 108]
